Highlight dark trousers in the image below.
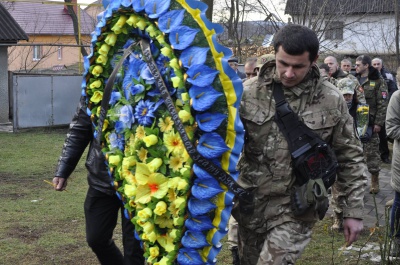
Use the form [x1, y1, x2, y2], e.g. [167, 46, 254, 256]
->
[379, 123, 390, 160]
[84, 187, 144, 265]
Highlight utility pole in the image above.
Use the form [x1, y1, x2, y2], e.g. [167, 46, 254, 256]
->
[395, 0, 399, 69]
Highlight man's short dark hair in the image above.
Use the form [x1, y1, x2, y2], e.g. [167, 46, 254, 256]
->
[356, 55, 371, 66]
[318, 63, 330, 73]
[273, 24, 319, 62]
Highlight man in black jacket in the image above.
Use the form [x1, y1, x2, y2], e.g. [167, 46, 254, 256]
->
[372, 57, 398, 164]
[52, 97, 144, 265]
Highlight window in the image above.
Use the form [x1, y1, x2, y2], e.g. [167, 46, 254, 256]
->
[33, 45, 42, 61]
[325, 21, 344, 40]
[57, 46, 62, 60]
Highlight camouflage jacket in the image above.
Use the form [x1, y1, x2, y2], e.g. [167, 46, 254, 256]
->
[330, 69, 366, 104]
[356, 67, 389, 127]
[235, 61, 366, 233]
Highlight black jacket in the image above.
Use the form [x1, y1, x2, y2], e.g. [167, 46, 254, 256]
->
[55, 97, 114, 196]
[380, 68, 398, 97]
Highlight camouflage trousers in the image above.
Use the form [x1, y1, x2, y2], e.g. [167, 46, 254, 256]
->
[237, 221, 314, 265]
[363, 132, 380, 174]
[227, 215, 239, 249]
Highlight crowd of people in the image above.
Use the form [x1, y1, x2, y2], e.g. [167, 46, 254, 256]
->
[51, 23, 400, 265]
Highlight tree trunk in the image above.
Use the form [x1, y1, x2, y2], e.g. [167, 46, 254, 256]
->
[64, 0, 88, 57]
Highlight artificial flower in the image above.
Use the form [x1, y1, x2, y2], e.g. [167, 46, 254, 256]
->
[154, 214, 174, 228]
[169, 155, 184, 172]
[108, 154, 122, 166]
[136, 18, 148, 30]
[96, 54, 108, 65]
[115, 15, 128, 28]
[92, 65, 103, 77]
[178, 109, 192, 123]
[157, 234, 176, 252]
[126, 14, 140, 26]
[163, 130, 183, 156]
[90, 90, 103, 103]
[197, 132, 230, 159]
[160, 46, 173, 58]
[89, 79, 102, 89]
[148, 246, 160, 262]
[135, 125, 146, 139]
[186, 65, 219, 87]
[181, 231, 209, 248]
[98, 44, 111, 56]
[185, 215, 215, 232]
[158, 117, 174, 132]
[196, 112, 227, 132]
[143, 134, 158, 147]
[136, 206, 151, 219]
[124, 183, 137, 197]
[180, 46, 209, 68]
[169, 26, 199, 50]
[148, 158, 163, 172]
[154, 201, 167, 215]
[192, 178, 224, 200]
[104, 33, 117, 46]
[189, 85, 223, 111]
[158, 9, 185, 33]
[134, 100, 157, 126]
[144, 0, 171, 19]
[137, 147, 148, 162]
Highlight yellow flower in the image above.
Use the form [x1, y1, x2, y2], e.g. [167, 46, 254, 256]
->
[141, 221, 155, 234]
[160, 47, 172, 58]
[156, 234, 176, 252]
[148, 158, 163, 172]
[136, 18, 148, 30]
[177, 178, 188, 191]
[96, 54, 108, 65]
[169, 155, 184, 172]
[154, 257, 170, 265]
[143, 134, 158, 147]
[168, 196, 186, 216]
[128, 199, 136, 208]
[124, 184, 137, 197]
[185, 126, 194, 140]
[181, 92, 189, 101]
[163, 131, 184, 156]
[158, 117, 174, 133]
[90, 91, 103, 103]
[154, 201, 167, 216]
[173, 216, 184, 226]
[108, 155, 121, 166]
[92, 65, 103, 77]
[154, 215, 174, 228]
[104, 33, 117, 46]
[137, 208, 153, 219]
[136, 125, 146, 139]
[169, 58, 180, 71]
[122, 156, 136, 170]
[102, 119, 109, 131]
[98, 44, 111, 56]
[171, 76, 182, 88]
[115, 15, 128, 28]
[135, 172, 169, 204]
[136, 147, 148, 162]
[148, 246, 160, 261]
[179, 110, 192, 123]
[89, 79, 102, 89]
[147, 231, 157, 243]
[126, 14, 140, 26]
[124, 172, 136, 185]
[167, 188, 177, 202]
[146, 24, 159, 38]
[155, 34, 167, 46]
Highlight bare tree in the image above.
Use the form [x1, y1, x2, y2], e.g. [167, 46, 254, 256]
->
[64, 0, 88, 57]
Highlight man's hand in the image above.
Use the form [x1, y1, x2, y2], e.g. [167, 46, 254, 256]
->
[52, 177, 68, 191]
[373, 125, 381, 133]
[343, 218, 363, 246]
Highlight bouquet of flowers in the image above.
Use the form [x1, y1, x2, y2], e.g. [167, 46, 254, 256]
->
[356, 103, 369, 137]
[81, 0, 245, 264]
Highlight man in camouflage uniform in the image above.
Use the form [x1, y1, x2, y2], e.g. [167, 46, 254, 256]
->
[232, 24, 366, 264]
[324, 56, 366, 104]
[355, 55, 389, 193]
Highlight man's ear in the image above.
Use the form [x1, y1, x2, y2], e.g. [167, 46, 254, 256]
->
[313, 54, 319, 64]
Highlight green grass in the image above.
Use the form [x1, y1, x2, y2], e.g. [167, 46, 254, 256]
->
[0, 129, 395, 264]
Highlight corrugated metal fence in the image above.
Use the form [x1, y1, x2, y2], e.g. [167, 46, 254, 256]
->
[12, 73, 82, 130]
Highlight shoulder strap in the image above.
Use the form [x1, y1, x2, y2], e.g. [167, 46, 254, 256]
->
[272, 82, 322, 159]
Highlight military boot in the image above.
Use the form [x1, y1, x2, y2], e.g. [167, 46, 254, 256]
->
[370, 174, 380, 194]
[331, 212, 344, 231]
[231, 246, 240, 265]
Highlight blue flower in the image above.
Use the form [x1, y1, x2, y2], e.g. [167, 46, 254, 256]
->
[181, 231, 210, 249]
[123, 38, 136, 49]
[188, 198, 216, 216]
[83, 56, 90, 74]
[197, 132, 230, 159]
[185, 215, 215, 232]
[119, 105, 134, 126]
[109, 91, 121, 105]
[115, 121, 126, 134]
[140, 65, 155, 84]
[180, 47, 209, 68]
[121, 0, 133, 7]
[196, 112, 226, 132]
[132, 0, 145, 11]
[134, 99, 157, 126]
[109, 132, 118, 149]
[158, 9, 185, 33]
[192, 178, 224, 200]
[145, 0, 171, 19]
[127, 55, 146, 80]
[186, 64, 219, 87]
[156, 54, 170, 75]
[177, 248, 204, 265]
[169, 26, 199, 50]
[130, 84, 145, 96]
[188, 85, 223, 111]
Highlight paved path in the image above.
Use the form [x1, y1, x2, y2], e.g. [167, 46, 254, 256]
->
[327, 164, 394, 228]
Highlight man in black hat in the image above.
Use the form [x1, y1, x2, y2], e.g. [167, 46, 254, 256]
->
[228, 57, 246, 79]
